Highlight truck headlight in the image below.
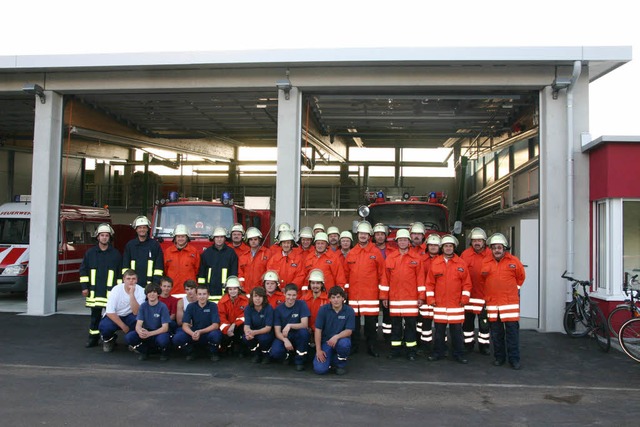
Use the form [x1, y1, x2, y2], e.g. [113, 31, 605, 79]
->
[2, 264, 28, 276]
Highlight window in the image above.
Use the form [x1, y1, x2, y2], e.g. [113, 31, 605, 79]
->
[596, 201, 608, 291]
[64, 221, 85, 244]
[623, 200, 640, 276]
[0, 218, 30, 244]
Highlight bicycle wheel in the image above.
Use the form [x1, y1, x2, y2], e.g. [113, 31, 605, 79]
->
[563, 300, 590, 337]
[589, 303, 610, 352]
[607, 306, 633, 337]
[619, 318, 640, 363]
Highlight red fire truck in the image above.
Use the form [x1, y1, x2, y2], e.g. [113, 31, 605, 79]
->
[151, 192, 273, 252]
[356, 190, 456, 244]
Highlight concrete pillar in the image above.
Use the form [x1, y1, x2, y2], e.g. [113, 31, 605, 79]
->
[27, 91, 64, 316]
[538, 71, 590, 332]
[275, 87, 302, 234]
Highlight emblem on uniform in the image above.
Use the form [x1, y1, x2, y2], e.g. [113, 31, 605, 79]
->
[509, 264, 516, 268]
[409, 261, 418, 265]
[338, 315, 346, 319]
[153, 313, 160, 317]
[326, 260, 333, 264]
[457, 267, 464, 272]
[369, 255, 376, 259]
[291, 263, 298, 267]
[292, 313, 299, 318]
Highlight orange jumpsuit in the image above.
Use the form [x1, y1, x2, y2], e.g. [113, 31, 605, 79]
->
[380, 249, 426, 317]
[238, 246, 270, 294]
[228, 241, 251, 260]
[267, 290, 285, 309]
[300, 290, 329, 331]
[460, 246, 492, 313]
[302, 250, 347, 291]
[266, 250, 306, 288]
[344, 243, 385, 315]
[425, 255, 472, 324]
[163, 243, 200, 296]
[217, 293, 249, 334]
[480, 253, 526, 321]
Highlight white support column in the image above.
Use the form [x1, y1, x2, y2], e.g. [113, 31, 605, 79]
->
[27, 91, 63, 316]
[275, 87, 302, 235]
[538, 73, 591, 332]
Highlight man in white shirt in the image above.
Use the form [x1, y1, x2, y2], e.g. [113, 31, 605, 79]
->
[99, 269, 146, 352]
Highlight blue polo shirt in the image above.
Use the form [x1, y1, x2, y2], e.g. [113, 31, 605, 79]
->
[244, 304, 274, 330]
[183, 301, 220, 330]
[315, 303, 356, 342]
[274, 300, 310, 328]
[137, 301, 170, 331]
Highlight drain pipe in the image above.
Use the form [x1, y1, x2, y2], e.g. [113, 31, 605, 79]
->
[565, 60, 582, 300]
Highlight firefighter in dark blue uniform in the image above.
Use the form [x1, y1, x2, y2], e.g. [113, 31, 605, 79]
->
[79, 223, 122, 348]
[122, 215, 164, 286]
[198, 227, 238, 303]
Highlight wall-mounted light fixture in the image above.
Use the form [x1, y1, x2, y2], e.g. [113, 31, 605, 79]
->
[22, 83, 46, 104]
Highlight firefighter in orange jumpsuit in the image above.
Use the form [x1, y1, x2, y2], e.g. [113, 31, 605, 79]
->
[380, 229, 425, 361]
[416, 233, 441, 355]
[228, 223, 250, 259]
[460, 227, 492, 355]
[238, 227, 270, 294]
[426, 235, 472, 364]
[269, 222, 293, 257]
[302, 232, 347, 291]
[373, 223, 396, 343]
[480, 233, 526, 370]
[217, 276, 249, 356]
[293, 227, 314, 257]
[164, 224, 200, 297]
[327, 226, 341, 253]
[263, 270, 286, 309]
[300, 269, 329, 335]
[266, 230, 306, 288]
[345, 221, 385, 357]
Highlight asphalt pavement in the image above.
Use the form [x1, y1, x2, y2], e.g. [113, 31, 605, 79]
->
[1, 309, 639, 426]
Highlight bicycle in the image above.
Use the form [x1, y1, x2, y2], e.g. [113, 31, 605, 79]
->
[619, 317, 640, 363]
[561, 271, 611, 352]
[607, 273, 640, 337]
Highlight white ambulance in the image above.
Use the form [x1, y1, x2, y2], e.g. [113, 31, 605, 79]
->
[0, 197, 111, 292]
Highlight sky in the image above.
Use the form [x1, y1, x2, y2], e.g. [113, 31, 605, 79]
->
[1, 0, 637, 138]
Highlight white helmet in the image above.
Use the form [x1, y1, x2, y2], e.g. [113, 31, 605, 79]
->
[356, 221, 373, 235]
[230, 223, 245, 234]
[395, 229, 411, 240]
[469, 227, 487, 240]
[488, 233, 509, 247]
[132, 215, 151, 229]
[373, 223, 388, 235]
[299, 227, 314, 239]
[340, 231, 353, 241]
[225, 276, 242, 289]
[426, 234, 442, 246]
[327, 226, 340, 236]
[308, 269, 325, 283]
[410, 222, 426, 235]
[313, 223, 325, 232]
[245, 227, 263, 240]
[314, 232, 329, 243]
[212, 227, 227, 237]
[441, 234, 459, 247]
[172, 224, 189, 237]
[94, 223, 114, 237]
[278, 222, 291, 233]
[278, 230, 295, 242]
[263, 270, 280, 283]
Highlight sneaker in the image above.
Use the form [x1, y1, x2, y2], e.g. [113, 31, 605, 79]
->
[210, 353, 221, 362]
[335, 367, 347, 375]
[493, 359, 506, 366]
[102, 339, 115, 353]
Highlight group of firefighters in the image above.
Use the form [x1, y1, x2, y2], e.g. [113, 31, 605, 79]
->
[79, 215, 525, 374]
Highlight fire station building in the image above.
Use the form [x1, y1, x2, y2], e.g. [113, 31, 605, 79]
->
[0, 46, 634, 333]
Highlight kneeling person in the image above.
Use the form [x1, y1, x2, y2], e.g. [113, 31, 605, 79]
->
[126, 283, 171, 361]
[172, 285, 223, 362]
[99, 269, 146, 352]
[269, 283, 310, 371]
[314, 286, 355, 375]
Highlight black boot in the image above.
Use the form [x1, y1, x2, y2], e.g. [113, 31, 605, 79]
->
[85, 336, 99, 348]
[367, 344, 379, 357]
